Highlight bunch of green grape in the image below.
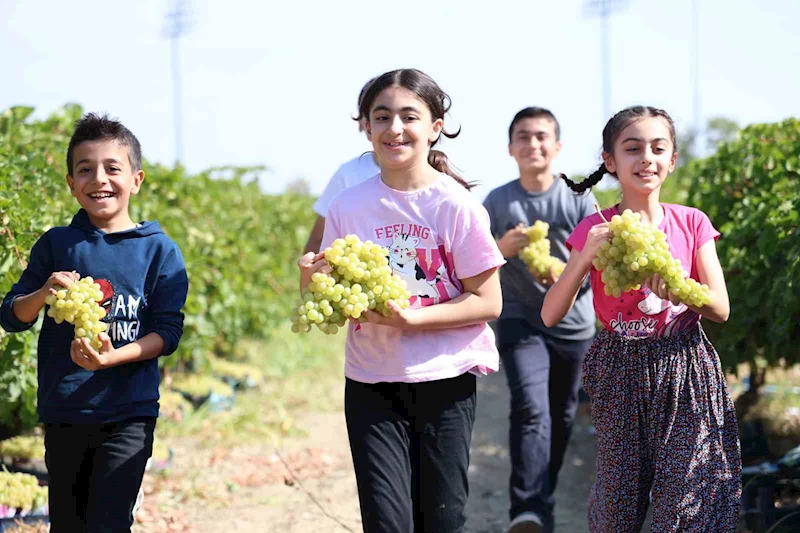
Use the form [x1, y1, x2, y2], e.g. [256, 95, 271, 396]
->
[592, 209, 711, 306]
[292, 234, 412, 335]
[45, 276, 108, 350]
[0, 471, 48, 517]
[519, 220, 566, 278]
[0, 435, 45, 461]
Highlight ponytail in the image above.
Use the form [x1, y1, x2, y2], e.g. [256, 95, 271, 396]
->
[429, 149, 475, 190]
[561, 164, 608, 194]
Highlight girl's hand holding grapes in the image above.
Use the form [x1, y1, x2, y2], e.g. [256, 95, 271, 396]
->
[297, 251, 332, 291]
[578, 223, 612, 270]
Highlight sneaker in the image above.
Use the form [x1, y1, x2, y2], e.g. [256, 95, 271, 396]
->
[508, 512, 544, 533]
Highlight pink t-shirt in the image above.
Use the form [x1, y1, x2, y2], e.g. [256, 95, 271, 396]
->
[321, 174, 506, 384]
[566, 203, 720, 338]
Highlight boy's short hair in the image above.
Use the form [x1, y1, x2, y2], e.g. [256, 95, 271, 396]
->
[66, 113, 142, 173]
[508, 107, 561, 143]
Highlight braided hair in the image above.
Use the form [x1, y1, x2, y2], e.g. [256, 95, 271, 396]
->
[562, 106, 677, 194]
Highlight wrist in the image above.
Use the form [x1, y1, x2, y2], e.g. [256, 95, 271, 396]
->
[402, 307, 422, 330]
[33, 287, 48, 304]
[575, 250, 595, 275]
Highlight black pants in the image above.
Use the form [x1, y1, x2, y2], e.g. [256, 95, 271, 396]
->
[44, 417, 156, 533]
[345, 373, 476, 533]
[497, 318, 593, 523]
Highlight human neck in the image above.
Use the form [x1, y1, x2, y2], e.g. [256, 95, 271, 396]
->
[380, 160, 439, 192]
[519, 167, 555, 193]
[618, 192, 664, 226]
[88, 212, 138, 233]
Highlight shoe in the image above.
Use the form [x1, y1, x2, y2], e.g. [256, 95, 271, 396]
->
[508, 512, 543, 533]
[542, 512, 555, 533]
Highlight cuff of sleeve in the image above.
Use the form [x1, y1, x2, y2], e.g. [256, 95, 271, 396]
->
[457, 257, 506, 280]
[1, 295, 39, 332]
[150, 329, 179, 356]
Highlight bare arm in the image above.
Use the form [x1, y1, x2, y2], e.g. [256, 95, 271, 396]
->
[12, 271, 79, 323]
[541, 222, 611, 327]
[303, 216, 326, 255]
[71, 332, 166, 371]
[364, 267, 503, 330]
[541, 250, 592, 328]
[645, 240, 730, 323]
[691, 239, 730, 322]
[12, 290, 49, 324]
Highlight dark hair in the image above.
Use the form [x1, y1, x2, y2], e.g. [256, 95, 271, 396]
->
[562, 105, 677, 194]
[357, 68, 474, 190]
[66, 113, 142, 174]
[508, 106, 561, 143]
[357, 77, 377, 109]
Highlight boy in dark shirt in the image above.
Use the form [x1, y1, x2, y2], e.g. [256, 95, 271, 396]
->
[0, 113, 189, 533]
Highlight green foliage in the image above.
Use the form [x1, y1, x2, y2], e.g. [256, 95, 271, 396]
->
[680, 118, 800, 371]
[0, 105, 315, 430]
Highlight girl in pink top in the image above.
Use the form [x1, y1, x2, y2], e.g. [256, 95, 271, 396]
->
[541, 106, 740, 532]
[298, 69, 505, 533]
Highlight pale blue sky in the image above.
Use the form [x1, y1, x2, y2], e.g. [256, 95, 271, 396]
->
[2, 0, 798, 201]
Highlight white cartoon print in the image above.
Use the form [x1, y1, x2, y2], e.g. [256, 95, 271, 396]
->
[388, 234, 445, 302]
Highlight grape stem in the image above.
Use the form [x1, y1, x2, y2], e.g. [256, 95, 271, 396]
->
[594, 203, 609, 223]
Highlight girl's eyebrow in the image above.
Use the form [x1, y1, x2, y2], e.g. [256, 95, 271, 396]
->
[372, 105, 422, 114]
[622, 137, 669, 143]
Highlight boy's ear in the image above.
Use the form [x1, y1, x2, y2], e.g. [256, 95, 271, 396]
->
[553, 139, 563, 158]
[65, 174, 76, 196]
[130, 170, 145, 195]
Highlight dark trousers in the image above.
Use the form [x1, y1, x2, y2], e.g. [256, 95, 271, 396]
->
[44, 417, 156, 533]
[345, 373, 476, 533]
[497, 318, 593, 522]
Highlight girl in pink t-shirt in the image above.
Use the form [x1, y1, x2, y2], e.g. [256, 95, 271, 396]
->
[297, 69, 505, 533]
[541, 106, 740, 532]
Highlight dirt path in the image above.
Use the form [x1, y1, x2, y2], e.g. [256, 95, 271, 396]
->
[134, 368, 633, 533]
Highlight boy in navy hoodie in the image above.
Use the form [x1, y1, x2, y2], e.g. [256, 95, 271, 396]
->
[0, 113, 189, 533]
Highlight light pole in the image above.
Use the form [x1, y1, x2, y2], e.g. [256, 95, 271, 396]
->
[585, 0, 629, 120]
[691, 0, 702, 156]
[165, 0, 192, 166]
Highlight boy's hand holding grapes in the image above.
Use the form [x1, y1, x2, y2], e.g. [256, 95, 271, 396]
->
[71, 333, 115, 371]
[40, 271, 80, 300]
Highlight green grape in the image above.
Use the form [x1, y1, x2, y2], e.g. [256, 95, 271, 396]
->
[519, 220, 566, 279]
[291, 235, 413, 335]
[47, 276, 109, 351]
[0, 435, 45, 461]
[593, 209, 711, 306]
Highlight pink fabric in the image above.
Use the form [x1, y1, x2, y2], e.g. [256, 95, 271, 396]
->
[566, 203, 720, 337]
[321, 175, 506, 383]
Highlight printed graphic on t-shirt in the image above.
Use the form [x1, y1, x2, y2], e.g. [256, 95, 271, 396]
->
[94, 279, 143, 342]
[607, 286, 697, 337]
[373, 223, 455, 307]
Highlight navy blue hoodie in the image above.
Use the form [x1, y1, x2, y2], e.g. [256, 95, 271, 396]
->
[0, 209, 188, 424]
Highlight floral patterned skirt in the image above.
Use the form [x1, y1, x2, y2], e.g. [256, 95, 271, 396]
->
[583, 324, 741, 532]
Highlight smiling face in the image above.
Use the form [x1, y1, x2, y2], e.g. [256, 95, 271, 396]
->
[508, 116, 561, 174]
[365, 85, 443, 172]
[604, 116, 678, 197]
[66, 139, 144, 231]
